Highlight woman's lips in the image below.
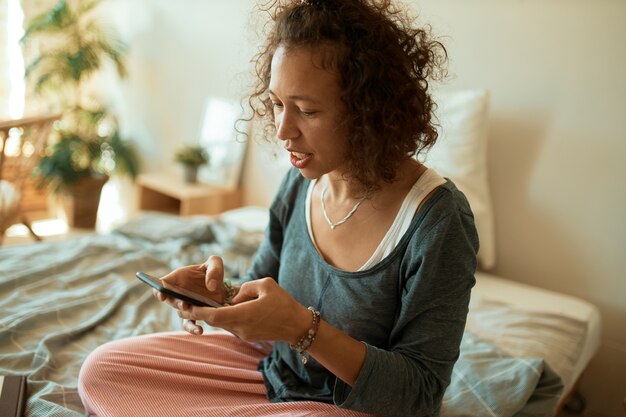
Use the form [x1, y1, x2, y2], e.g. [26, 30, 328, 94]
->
[289, 151, 313, 169]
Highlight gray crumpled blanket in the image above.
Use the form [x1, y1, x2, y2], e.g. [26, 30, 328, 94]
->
[0, 213, 564, 417]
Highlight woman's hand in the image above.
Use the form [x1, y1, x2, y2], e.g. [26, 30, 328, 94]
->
[168, 273, 367, 387]
[152, 256, 235, 335]
[176, 278, 312, 344]
[160, 255, 227, 303]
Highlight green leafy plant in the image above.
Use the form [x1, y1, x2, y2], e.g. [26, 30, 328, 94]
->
[21, 0, 138, 193]
[173, 145, 210, 168]
[35, 112, 139, 192]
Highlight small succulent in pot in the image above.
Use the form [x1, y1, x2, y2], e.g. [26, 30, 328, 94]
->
[173, 145, 209, 183]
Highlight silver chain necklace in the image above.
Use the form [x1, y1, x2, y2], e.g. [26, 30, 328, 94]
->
[320, 184, 366, 230]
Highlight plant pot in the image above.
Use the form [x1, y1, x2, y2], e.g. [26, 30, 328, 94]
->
[183, 166, 199, 184]
[58, 175, 109, 229]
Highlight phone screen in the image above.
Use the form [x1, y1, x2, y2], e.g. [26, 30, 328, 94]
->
[136, 271, 224, 308]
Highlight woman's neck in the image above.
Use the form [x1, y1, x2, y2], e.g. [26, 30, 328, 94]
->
[322, 158, 425, 203]
[322, 173, 363, 203]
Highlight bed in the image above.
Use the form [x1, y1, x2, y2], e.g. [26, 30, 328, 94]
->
[0, 89, 601, 416]
[0, 208, 600, 417]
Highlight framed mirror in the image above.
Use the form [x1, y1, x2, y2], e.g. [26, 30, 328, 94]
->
[197, 97, 248, 190]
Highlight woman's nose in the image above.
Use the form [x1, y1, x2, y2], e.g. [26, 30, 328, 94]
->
[275, 109, 299, 141]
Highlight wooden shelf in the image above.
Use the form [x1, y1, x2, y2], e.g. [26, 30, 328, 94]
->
[137, 173, 242, 216]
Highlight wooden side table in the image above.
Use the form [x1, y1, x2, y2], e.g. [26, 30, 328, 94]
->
[137, 173, 242, 216]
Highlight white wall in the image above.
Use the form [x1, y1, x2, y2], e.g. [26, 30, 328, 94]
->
[104, 1, 625, 415]
[413, 2, 626, 416]
[97, 0, 259, 219]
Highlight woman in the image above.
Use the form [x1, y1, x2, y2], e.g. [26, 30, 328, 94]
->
[78, 1, 478, 416]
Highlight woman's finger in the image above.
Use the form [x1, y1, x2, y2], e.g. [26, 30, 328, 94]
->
[231, 280, 263, 303]
[153, 288, 172, 304]
[204, 256, 224, 295]
[157, 292, 192, 311]
[182, 319, 203, 335]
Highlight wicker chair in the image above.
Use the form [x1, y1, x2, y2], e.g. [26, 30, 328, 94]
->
[0, 114, 61, 245]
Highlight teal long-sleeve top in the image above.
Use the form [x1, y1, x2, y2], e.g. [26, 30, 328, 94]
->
[246, 168, 479, 417]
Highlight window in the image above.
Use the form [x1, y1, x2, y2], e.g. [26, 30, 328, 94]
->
[7, 0, 25, 118]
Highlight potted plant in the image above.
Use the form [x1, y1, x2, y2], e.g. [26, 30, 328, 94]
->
[173, 145, 209, 184]
[21, 0, 139, 228]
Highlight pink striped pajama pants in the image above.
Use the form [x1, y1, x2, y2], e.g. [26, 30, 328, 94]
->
[78, 332, 377, 416]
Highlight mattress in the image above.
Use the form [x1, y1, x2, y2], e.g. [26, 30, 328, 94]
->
[470, 272, 602, 397]
[0, 212, 600, 416]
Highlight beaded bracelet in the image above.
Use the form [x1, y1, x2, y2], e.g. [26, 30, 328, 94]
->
[289, 307, 321, 365]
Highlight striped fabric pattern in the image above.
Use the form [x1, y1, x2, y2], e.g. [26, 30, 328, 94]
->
[78, 332, 376, 417]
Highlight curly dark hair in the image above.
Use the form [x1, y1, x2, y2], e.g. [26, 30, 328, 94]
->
[246, 0, 448, 192]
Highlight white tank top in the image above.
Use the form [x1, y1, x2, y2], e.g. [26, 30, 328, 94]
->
[305, 168, 447, 271]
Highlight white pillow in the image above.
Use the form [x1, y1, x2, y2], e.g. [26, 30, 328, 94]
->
[419, 89, 496, 270]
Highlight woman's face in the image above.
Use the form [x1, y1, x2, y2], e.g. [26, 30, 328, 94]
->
[269, 44, 350, 180]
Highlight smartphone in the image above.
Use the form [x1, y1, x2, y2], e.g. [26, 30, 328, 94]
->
[136, 271, 225, 308]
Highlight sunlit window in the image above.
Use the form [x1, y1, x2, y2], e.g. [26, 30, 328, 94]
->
[4, 1, 123, 239]
[8, 0, 25, 119]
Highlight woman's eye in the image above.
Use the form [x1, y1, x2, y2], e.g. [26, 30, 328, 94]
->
[272, 102, 283, 110]
[300, 110, 317, 117]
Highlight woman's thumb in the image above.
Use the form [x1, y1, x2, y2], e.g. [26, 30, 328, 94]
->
[204, 256, 224, 293]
